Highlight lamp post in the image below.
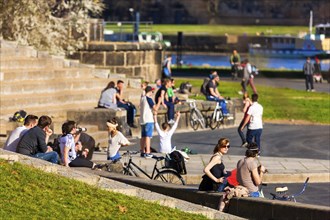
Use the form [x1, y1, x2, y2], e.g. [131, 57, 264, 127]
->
[129, 8, 139, 41]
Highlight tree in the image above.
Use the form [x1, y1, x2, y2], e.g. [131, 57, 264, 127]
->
[0, 0, 104, 54]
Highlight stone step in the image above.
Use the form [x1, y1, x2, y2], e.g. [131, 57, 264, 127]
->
[0, 68, 95, 82]
[0, 57, 65, 69]
[0, 41, 38, 57]
[0, 77, 110, 95]
[0, 102, 98, 122]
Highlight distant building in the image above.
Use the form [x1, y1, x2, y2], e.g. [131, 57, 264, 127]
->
[101, 0, 330, 25]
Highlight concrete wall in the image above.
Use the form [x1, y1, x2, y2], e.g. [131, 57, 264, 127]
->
[67, 42, 164, 82]
[228, 197, 330, 220]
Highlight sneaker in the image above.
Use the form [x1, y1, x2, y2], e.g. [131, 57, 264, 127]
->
[306, 89, 310, 92]
[168, 119, 175, 124]
[311, 89, 315, 92]
[144, 153, 154, 159]
[140, 152, 145, 157]
[238, 91, 244, 95]
[241, 142, 248, 148]
[226, 116, 234, 120]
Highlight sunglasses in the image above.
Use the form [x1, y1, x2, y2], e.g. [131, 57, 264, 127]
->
[222, 144, 230, 149]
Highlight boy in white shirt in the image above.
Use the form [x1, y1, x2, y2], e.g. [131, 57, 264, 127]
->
[154, 111, 181, 154]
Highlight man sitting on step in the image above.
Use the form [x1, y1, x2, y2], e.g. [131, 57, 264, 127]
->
[16, 115, 58, 164]
[115, 80, 137, 128]
[4, 114, 38, 152]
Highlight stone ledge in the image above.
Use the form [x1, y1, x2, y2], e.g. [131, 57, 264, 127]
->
[85, 42, 163, 52]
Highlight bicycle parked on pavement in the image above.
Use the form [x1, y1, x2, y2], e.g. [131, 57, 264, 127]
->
[187, 99, 206, 131]
[207, 101, 224, 130]
[269, 177, 309, 202]
[122, 150, 186, 185]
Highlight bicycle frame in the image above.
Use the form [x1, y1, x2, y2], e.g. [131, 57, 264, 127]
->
[124, 157, 162, 179]
[270, 177, 310, 202]
[187, 99, 206, 129]
[212, 102, 223, 122]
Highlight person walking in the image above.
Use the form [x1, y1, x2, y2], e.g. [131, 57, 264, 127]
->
[237, 92, 252, 148]
[229, 50, 241, 80]
[303, 57, 315, 92]
[162, 55, 172, 79]
[240, 94, 263, 155]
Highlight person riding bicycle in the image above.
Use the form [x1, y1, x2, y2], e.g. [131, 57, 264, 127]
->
[205, 74, 232, 118]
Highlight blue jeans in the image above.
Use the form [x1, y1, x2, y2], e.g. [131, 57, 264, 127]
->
[246, 128, 262, 151]
[33, 151, 58, 164]
[117, 101, 135, 125]
[206, 96, 229, 115]
[250, 191, 261, 197]
[164, 99, 175, 121]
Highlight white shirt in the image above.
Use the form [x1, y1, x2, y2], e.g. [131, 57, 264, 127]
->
[4, 126, 28, 152]
[139, 95, 154, 125]
[155, 122, 178, 153]
[247, 102, 263, 130]
[59, 134, 77, 163]
[108, 131, 130, 158]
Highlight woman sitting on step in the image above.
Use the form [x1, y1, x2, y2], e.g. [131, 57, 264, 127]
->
[98, 81, 117, 109]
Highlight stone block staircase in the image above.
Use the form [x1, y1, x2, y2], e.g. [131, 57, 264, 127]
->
[0, 39, 142, 147]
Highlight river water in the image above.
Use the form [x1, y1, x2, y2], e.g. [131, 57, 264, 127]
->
[172, 54, 330, 71]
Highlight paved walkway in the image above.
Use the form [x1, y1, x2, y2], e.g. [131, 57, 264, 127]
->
[92, 151, 330, 184]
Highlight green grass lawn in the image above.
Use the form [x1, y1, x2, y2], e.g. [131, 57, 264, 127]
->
[0, 160, 208, 220]
[175, 78, 330, 124]
[105, 24, 310, 36]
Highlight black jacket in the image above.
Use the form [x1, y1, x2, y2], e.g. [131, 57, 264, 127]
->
[16, 126, 48, 155]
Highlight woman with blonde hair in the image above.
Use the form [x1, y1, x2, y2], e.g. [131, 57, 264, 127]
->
[198, 138, 230, 192]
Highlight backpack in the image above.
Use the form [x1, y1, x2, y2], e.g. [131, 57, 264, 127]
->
[179, 82, 192, 94]
[200, 77, 210, 96]
[10, 110, 27, 122]
[166, 151, 187, 175]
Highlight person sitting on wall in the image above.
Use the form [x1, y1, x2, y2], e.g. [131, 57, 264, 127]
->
[115, 80, 137, 128]
[205, 74, 232, 118]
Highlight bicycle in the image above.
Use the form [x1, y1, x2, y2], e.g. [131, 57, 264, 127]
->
[187, 99, 206, 131]
[207, 101, 224, 130]
[122, 150, 186, 185]
[269, 177, 309, 202]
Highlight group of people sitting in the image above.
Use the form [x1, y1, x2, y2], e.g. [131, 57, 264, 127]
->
[4, 115, 104, 169]
[198, 138, 266, 211]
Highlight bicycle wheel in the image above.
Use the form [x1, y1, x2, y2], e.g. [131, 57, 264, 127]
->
[209, 114, 219, 130]
[195, 109, 206, 129]
[154, 170, 185, 185]
[123, 167, 138, 177]
[189, 110, 199, 131]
